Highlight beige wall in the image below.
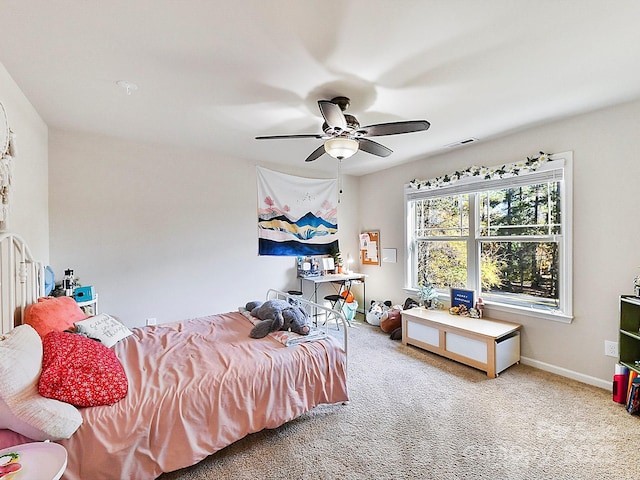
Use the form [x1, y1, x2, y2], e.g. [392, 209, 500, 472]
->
[48, 130, 361, 325]
[0, 63, 49, 262]
[357, 98, 640, 386]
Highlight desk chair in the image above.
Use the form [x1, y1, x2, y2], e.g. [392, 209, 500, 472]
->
[323, 278, 353, 329]
[287, 289, 314, 324]
[323, 294, 345, 330]
[287, 290, 303, 306]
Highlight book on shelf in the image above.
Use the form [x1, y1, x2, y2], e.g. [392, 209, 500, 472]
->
[627, 377, 640, 414]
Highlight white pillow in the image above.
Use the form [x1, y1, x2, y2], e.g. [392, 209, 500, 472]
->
[74, 313, 133, 348]
[0, 324, 82, 440]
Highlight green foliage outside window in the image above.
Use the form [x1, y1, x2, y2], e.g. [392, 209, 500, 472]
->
[413, 181, 561, 310]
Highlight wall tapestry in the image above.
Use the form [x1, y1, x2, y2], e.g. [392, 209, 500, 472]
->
[256, 166, 338, 256]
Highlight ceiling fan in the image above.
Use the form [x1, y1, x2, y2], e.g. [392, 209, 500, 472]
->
[255, 96, 430, 162]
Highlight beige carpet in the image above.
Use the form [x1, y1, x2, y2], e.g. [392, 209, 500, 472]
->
[159, 320, 640, 480]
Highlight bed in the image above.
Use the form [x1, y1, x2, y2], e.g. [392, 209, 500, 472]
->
[0, 232, 349, 479]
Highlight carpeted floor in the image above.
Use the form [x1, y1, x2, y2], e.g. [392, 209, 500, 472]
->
[159, 320, 640, 480]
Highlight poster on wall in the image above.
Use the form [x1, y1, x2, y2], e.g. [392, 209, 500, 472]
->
[256, 167, 339, 256]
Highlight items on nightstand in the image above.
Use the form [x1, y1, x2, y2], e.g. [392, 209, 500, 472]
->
[63, 268, 75, 296]
[74, 285, 98, 316]
[76, 292, 98, 316]
[74, 286, 94, 302]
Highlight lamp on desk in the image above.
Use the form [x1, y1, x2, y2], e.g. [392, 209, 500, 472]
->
[345, 253, 354, 274]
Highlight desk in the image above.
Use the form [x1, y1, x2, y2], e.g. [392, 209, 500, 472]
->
[299, 273, 366, 314]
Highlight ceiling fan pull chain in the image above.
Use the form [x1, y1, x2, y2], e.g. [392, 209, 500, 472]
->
[338, 159, 343, 203]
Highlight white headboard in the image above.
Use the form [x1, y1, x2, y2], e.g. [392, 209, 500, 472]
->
[0, 232, 44, 333]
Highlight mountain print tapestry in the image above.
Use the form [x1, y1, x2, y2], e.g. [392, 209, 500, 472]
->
[256, 167, 339, 256]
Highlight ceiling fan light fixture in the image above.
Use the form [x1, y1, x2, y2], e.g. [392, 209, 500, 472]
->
[324, 137, 358, 160]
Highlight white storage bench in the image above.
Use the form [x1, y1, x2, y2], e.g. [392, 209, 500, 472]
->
[401, 308, 521, 378]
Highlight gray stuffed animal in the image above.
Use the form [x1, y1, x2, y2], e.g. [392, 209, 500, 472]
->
[246, 299, 311, 339]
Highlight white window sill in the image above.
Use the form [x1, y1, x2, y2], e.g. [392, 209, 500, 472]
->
[484, 301, 573, 324]
[402, 288, 573, 324]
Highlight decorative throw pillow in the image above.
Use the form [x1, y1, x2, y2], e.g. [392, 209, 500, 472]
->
[39, 331, 128, 407]
[74, 313, 133, 348]
[0, 324, 82, 441]
[24, 296, 88, 338]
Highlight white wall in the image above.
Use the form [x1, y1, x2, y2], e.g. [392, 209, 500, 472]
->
[358, 98, 640, 385]
[48, 130, 361, 326]
[0, 64, 49, 261]
[14, 50, 638, 385]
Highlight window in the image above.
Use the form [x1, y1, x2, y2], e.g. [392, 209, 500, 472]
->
[405, 154, 572, 322]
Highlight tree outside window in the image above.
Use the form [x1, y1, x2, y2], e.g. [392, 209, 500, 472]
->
[407, 159, 569, 319]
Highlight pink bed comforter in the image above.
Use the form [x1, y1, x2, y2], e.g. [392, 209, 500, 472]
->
[1, 311, 348, 479]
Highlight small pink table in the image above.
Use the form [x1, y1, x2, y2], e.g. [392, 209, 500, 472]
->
[0, 442, 67, 480]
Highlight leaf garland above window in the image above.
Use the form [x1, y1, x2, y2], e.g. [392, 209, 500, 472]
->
[408, 152, 550, 190]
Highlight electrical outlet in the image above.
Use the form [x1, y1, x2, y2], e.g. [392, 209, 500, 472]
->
[604, 340, 618, 357]
[146, 317, 157, 326]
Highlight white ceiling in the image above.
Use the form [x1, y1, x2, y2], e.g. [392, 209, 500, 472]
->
[2, 0, 640, 176]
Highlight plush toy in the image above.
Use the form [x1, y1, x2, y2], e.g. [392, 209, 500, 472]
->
[366, 300, 392, 326]
[245, 301, 262, 312]
[246, 300, 311, 339]
[388, 299, 420, 340]
[403, 297, 419, 310]
[380, 307, 402, 333]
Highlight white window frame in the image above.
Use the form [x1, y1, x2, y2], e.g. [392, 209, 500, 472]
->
[404, 152, 573, 323]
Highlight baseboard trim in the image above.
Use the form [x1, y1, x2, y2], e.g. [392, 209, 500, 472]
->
[520, 356, 611, 391]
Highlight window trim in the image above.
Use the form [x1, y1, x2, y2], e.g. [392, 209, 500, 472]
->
[404, 152, 573, 323]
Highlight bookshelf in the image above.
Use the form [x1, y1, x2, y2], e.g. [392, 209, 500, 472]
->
[619, 295, 640, 373]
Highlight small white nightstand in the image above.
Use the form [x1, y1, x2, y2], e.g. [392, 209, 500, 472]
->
[77, 293, 98, 316]
[0, 441, 67, 480]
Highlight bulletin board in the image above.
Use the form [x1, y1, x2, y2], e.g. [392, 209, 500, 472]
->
[359, 230, 380, 265]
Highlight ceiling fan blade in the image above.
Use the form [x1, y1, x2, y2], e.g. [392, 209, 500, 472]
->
[255, 133, 324, 140]
[318, 100, 347, 131]
[357, 138, 393, 157]
[304, 144, 327, 162]
[358, 120, 430, 137]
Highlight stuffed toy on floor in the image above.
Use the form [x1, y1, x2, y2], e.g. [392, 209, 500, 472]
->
[366, 300, 392, 326]
[380, 306, 403, 333]
[245, 300, 311, 339]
